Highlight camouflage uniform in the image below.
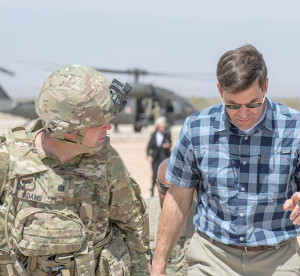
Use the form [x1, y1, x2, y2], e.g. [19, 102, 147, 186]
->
[145, 197, 196, 276]
[0, 65, 150, 276]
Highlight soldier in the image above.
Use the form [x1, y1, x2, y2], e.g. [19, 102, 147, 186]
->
[0, 65, 150, 276]
[145, 158, 196, 276]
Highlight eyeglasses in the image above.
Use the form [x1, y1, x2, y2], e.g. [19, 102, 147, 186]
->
[221, 94, 266, 110]
[156, 180, 170, 194]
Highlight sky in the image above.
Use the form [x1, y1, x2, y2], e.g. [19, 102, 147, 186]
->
[1, 0, 300, 100]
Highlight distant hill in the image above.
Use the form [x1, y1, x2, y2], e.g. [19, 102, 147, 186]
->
[190, 97, 300, 112]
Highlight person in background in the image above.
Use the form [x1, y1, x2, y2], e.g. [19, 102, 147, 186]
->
[147, 117, 171, 196]
[151, 44, 300, 276]
[145, 158, 196, 276]
[0, 65, 150, 275]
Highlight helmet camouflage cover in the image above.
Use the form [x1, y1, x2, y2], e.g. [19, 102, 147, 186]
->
[35, 65, 130, 139]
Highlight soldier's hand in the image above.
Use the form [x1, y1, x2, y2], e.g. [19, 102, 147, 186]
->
[283, 192, 300, 225]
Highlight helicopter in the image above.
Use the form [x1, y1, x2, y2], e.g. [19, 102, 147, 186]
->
[0, 66, 214, 131]
[93, 68, 211, 132]
[0, 67, 37, 119]
[111, 82, 197, 132]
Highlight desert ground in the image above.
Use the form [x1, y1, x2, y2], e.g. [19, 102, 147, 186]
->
[0, 112, 182, 199]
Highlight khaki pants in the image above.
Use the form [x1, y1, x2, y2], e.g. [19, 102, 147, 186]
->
[187, 230, 300, 276]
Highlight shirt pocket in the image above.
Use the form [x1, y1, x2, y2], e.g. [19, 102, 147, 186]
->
[198, 146, 238, 200]
[257, 147, 298, 203]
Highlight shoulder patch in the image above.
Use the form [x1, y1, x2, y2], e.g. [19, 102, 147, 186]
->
[12, 128, 27, 140]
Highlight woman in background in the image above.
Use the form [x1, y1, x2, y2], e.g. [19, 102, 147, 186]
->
[147, 116, 172, 196]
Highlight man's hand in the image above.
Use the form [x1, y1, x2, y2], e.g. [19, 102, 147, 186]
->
[151, 185, 195, 276]
[151, 260, 166, 276]
[151, 269, 166, 276]
[147, 155, 153, 163]
[283, 192, 300, 225]
[161, 142, 170, 149]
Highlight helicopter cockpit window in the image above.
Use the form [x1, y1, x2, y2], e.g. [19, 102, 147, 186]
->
[151, 100, 161, 120]
[140, 98, 153, 119]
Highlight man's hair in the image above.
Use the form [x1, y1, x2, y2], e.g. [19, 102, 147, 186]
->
[154, 116, 167, 129]
[216, 44, 268, 93]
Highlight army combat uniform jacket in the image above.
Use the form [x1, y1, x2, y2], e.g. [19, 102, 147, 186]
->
[145, 197, 196, 276]
[0, 123, 150, 276]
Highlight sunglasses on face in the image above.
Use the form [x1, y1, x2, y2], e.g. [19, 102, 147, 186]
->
[221, 94, 266, 110]
[156, 180, 170, 194]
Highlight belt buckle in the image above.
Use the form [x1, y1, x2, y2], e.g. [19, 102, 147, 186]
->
[244, 246, 248, 252]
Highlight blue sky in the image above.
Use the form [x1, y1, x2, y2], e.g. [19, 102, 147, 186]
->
[1, 0, 300, 99]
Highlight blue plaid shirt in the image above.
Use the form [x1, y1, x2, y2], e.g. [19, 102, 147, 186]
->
[166, 97, 300, 246]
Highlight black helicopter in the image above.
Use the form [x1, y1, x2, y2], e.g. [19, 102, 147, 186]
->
[111, 82, 197, 132]
[0, 66, 214, 131]
[94, 68, 207, 132]
[0, 67, 38, 119]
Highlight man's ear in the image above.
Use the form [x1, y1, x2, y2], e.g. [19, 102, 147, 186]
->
[264, 78, 269, 95]
[65, 130, 80, 143]
[216, 82, 223, 97]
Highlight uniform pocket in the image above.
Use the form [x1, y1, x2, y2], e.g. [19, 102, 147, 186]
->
[96, 231, 130, 276]
[0, 205, 14, 253]
[12, 207, 86, 256]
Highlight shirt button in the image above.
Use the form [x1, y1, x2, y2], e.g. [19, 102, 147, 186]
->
[239, 237, 244, 242]
[240, 212, 244, 217]
[241, 187, 245, 192]
[244, 137, 248, 140]
[242, 161, 247, 165]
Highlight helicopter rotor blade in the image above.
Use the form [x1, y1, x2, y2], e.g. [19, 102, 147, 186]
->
[93, 68, 149, 75]
[142, 71, 216, 81]
[0, 67, 15, 76]
[93, 67, 214, 77]
[93, 68, 215, 82]
[18, 60, 215, 82]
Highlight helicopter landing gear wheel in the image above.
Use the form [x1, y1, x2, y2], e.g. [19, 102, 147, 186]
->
[134, 125, 142, 132]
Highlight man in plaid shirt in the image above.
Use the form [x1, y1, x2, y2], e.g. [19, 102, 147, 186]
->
[151, 44, 300, 276]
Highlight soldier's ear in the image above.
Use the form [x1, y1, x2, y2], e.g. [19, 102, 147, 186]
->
[65, 131, 79, 143]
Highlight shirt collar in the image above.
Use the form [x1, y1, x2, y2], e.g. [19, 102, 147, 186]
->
[263, 96, 278, 132]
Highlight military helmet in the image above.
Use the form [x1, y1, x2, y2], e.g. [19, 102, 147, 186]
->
[35, 65, 131, 139]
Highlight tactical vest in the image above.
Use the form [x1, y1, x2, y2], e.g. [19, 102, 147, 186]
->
[0, 126, 130, 276]
[147, 197, 196, 275]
